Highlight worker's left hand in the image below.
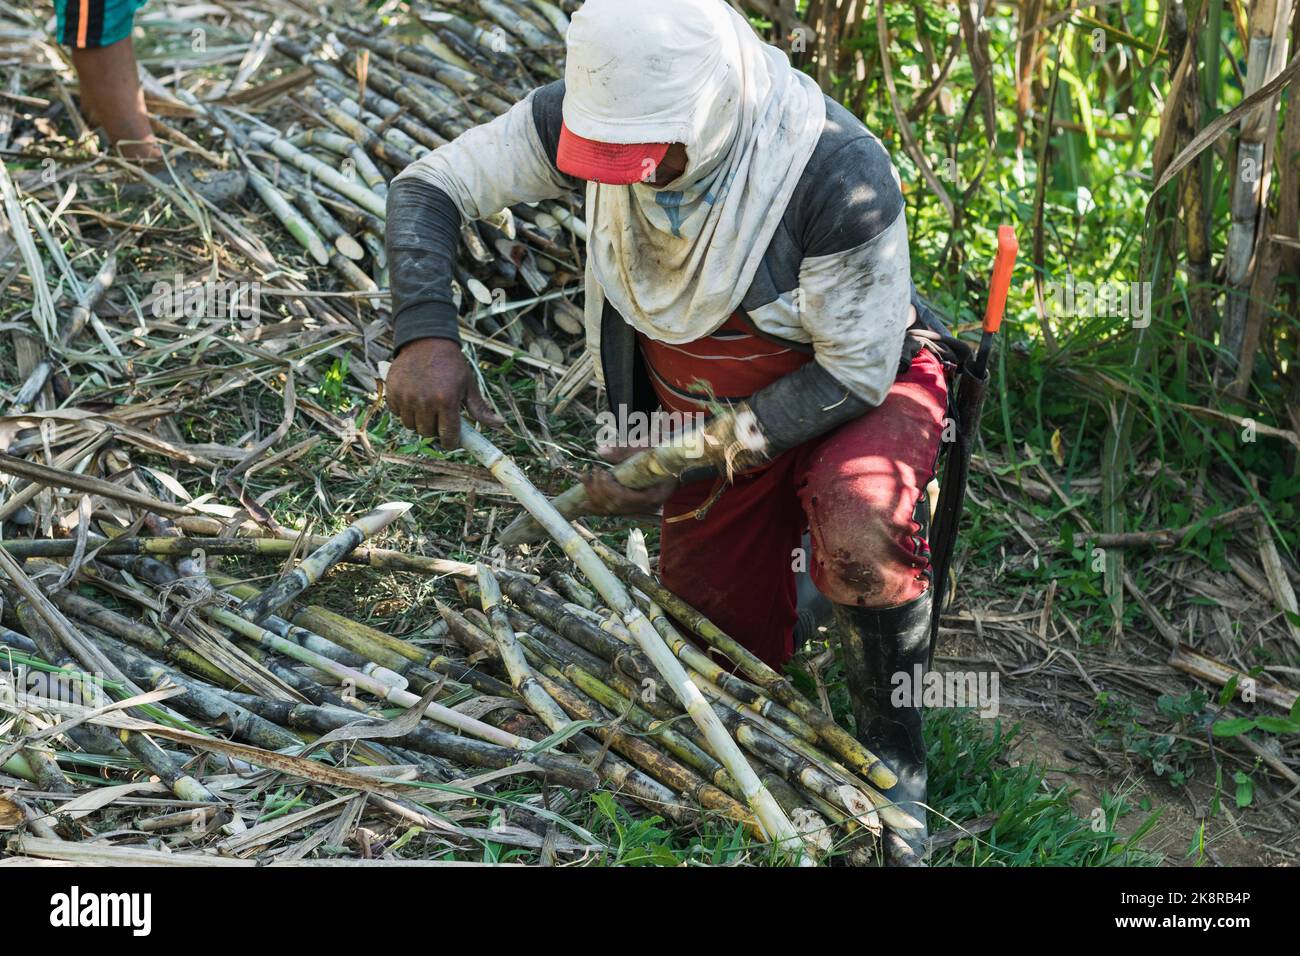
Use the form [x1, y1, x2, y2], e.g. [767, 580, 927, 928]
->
[580, 444, 679, 516]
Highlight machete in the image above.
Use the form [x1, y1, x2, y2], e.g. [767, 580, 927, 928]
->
[927, 225, 1019, 663]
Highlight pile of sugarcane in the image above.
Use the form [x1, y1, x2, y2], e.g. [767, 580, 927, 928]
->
[0, 433, 918, 866]
[173, 0, 594, 397]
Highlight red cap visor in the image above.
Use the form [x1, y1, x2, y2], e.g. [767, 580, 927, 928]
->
[557, 122, 671, 185]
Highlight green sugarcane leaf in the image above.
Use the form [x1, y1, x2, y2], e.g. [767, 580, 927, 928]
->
[1252, 716, 1300, 735]
[388, 826, 424, 852]
[525, 718, 603, 755]
[1210, 717, 1255, 737]
[1218, 675, 1239, 707]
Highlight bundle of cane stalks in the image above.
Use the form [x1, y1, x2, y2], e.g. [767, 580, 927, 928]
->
[0, 484, 915, 866]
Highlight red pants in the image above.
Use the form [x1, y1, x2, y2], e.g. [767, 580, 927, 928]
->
[658, 348, 949, 668]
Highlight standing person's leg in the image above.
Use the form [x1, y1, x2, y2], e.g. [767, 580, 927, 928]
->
[55, 0, 159, 161]
[795, 347, 949, 862]
[658, 457, 805, 670]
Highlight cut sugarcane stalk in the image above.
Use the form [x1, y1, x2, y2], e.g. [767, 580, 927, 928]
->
[329, 251, 380, 294]
[208, 603, 526, 749]
[528, 0, 571, 36]
[348, 144, 388, 197]
[277, 168, 366, 260]
[248, 129, 386, 218]
[245, 163, 330, 265]
[477, 564, 573, 731]
[438, 602, 702, 824]
[304, 88, 415, 170]
[459, 420, 811, 863]
[226, 693, 599, 790]
[444, 599, 754, 830]
[237, 501, 410, 623]
[583, 531, 899, 790]
[317, 88, 427, 157]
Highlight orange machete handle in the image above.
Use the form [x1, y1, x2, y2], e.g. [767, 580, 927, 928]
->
[982, 225, 1019, 335]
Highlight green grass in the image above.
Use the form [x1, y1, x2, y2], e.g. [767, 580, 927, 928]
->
[927, 710, 1161, 866]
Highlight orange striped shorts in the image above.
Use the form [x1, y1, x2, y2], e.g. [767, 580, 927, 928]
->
[54, 0, 147, 49]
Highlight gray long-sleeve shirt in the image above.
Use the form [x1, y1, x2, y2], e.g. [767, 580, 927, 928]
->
[389, 80, 915, 417]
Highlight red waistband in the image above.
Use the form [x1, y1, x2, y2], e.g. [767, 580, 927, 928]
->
[637, 312, 811, 414]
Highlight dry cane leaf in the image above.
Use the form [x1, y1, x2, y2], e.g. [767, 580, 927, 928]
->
[0, 796, 23, 830]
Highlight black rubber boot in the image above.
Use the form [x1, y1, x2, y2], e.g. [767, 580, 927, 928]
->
[833, 589, 933, 866]
[794, 534, 832, 650]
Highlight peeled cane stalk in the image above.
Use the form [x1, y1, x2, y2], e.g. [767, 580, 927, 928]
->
[238, 502, 410, 623]
[459, 420, 810, 862]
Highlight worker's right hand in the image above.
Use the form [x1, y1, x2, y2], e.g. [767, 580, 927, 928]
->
[385, 337, 503, 450]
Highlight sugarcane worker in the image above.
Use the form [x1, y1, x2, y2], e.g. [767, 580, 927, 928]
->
[384, 0, 961, 862]
[51, 0, 244, 202]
